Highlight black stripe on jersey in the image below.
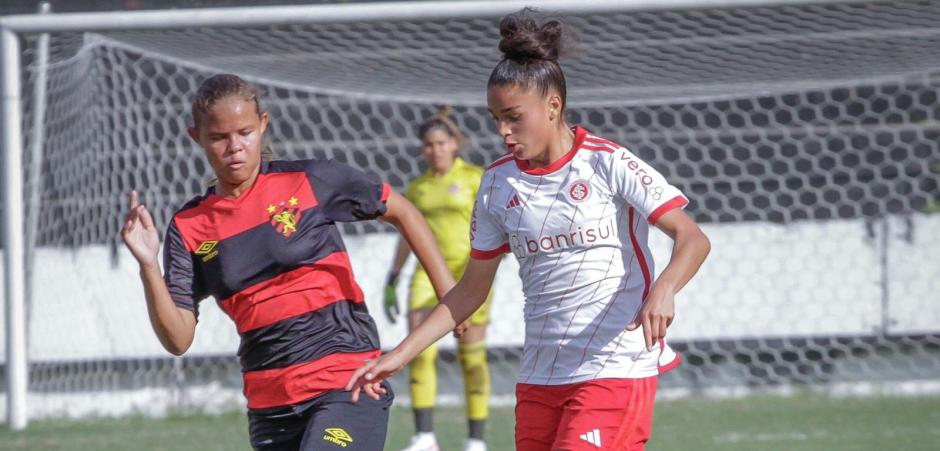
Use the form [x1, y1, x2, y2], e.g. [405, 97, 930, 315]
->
[197, 211, 347, 301]
[163, 217, 209, 313]
[237, 300, 380, 372]
[268, 159, 388, 222]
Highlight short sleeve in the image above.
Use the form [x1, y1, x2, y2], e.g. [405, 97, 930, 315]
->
[308, 159, 391, 222]
[609, 148, 688, 224]
[163, 219, 208, 316]
[404, 178, 419, 203]
[469, 174, 509, 259]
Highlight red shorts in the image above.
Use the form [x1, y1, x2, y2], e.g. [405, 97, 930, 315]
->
[515, 377, 658, 451]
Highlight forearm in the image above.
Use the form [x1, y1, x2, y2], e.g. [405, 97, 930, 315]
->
[393, 279, 488, 359]
[654, 226, 710, 294]
[388, 238, 412, 277]
[385, 194, 455, 299]
[139, 264, 195, 355]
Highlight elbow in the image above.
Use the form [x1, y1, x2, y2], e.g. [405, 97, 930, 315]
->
[698, 228, 711, 261]
[163, 337, 192, 356]
[165, 343, 189, 356]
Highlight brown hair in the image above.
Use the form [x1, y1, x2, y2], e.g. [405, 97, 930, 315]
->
[487, 8, 569, 112]
[418, 105, 465, 148]
[191, 73, 273, 161]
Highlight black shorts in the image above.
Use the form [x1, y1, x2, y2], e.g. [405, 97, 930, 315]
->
[248, 382, 394, 451]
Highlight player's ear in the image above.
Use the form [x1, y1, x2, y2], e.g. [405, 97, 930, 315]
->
[259, 112, 270, 134]
[548, 94, 563, 122]
[187, 126, 200, 144]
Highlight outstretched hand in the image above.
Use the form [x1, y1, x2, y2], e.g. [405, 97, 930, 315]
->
[121, 190, 160, 269]
[626, 284, 675, 351]
[345, 351, 408, 402]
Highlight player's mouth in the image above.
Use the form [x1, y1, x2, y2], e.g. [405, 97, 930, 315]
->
[507, 143, 519, 153]
[227, 161, 246, 170]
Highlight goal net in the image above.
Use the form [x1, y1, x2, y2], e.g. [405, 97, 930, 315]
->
[2, 0, 939, 420]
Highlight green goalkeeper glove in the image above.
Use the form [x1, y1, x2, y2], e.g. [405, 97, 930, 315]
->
[383, 272, 400, 324]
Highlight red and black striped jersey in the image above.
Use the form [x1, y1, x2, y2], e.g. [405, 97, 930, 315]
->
[163, 159, 391, 409]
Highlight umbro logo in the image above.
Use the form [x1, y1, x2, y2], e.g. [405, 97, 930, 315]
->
[505, 193, 522, 209]
[194, 240, 219, 262]
[580, 428, 602, 448]
[322, 427, 353, 447]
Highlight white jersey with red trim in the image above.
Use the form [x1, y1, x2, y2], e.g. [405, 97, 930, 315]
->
[470, 126, 688, 385]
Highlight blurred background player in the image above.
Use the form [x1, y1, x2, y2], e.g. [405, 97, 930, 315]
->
[384, 107, 492, 451]
[349, 9, 710, 451]
[120, 73, 456, 450]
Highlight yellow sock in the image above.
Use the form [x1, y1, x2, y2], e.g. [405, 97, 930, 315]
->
[458, 342, 490, 421]
[409, 343, 438, 410]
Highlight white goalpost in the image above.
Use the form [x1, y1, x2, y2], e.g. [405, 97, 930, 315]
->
[3, 0, 937, 432]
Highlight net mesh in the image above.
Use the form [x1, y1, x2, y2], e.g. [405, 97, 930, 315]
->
[2, 0, 939, 419]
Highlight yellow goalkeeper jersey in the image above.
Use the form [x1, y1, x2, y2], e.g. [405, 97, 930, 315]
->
[405, 157, 483, 264]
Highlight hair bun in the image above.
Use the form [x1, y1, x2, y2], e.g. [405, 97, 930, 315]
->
[434, 105, 452, 119]
[498, 9, 564, 63]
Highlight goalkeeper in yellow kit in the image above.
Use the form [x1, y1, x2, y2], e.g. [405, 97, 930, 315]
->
[384, 107, 492, 451]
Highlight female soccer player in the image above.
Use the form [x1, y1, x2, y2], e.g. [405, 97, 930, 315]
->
[120, 73, 455, 451]
[348, 10, 711, 451]
[383, 107, 492, 451]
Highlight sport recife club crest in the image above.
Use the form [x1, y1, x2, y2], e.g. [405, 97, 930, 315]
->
[267, 196, 301, 237]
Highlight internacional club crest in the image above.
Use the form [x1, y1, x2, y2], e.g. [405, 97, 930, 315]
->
[267, 196, 301, 237]
[567, 180, 591, 203]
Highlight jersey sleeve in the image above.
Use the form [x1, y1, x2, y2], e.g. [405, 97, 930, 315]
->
[403, 178, 419, 203]
[308, 159, 391, 222]
[469, 173, 509, 259]
[609, 147, 688, 224]
[163, 219, 208, 317]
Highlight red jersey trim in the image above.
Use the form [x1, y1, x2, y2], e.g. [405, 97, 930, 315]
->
[486, 153, 514, 170]
[217, 251, 365, 333]
[174, 172, 319, 252]
[515, 126, 589, 176]
[628, 208, 652, 301]
[380, 183, 392, 202]
[648, 195, 688, 225]
[658, 339, 682, 374]
[243, 350, 381, 409]
[470, 243, 510, 260]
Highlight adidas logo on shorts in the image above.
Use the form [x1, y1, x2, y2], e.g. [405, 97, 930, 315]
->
[579, 428, 602, 447]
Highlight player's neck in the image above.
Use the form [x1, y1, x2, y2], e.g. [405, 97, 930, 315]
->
[529, 125, 575, 169]
[216, 169, 260, 199]
[431, 158, 456, 177]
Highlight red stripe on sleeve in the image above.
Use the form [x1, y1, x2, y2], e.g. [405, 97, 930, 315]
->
[628, 208, 652, 301]
[243, 350, 381, 409]
[381, 183, 392, 202]
[470, 243, 510, 260]
[217, 251, 364, 333]
[648, 195, 688, 225]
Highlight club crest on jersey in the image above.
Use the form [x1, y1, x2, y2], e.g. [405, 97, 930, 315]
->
[266, 196, 301, 237]
[567, 180, 591, 203]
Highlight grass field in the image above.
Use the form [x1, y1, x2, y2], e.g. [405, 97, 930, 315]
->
[2, 394, 938, 450]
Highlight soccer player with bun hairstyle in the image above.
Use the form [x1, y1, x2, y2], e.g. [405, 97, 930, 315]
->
[120, 73, 456, 450]
[349, 9, 711, 450]
[383, 106, 493, 451]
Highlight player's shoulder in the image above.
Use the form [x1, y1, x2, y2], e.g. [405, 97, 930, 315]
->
[170, 192, 210, 224]
[266, 158, 318, 174]
[483, 152, 516, 173]
[580, 131, 627, 156]
[453, 158, 485, 182]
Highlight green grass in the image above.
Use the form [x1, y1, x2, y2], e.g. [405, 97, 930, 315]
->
[2, 395, 938, 450]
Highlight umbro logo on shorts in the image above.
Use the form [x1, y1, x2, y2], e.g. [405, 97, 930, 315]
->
[322, 427, 353, 447]
[580, 428, 602, 447]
